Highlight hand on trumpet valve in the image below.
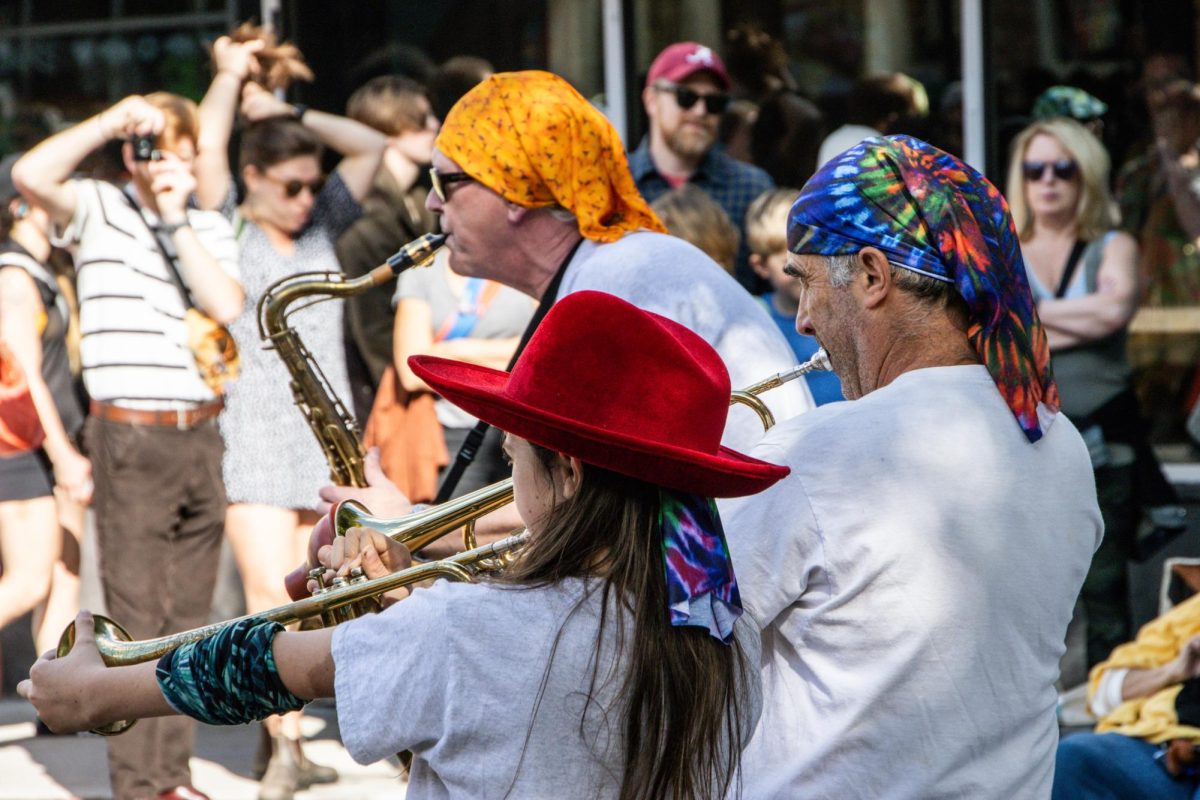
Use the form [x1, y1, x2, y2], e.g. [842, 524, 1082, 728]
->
[316, 447, 413, 517]
[311, 526, 414, 603]
[18, 610, 105, 735]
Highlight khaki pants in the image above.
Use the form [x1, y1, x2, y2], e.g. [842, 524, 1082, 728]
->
[85, 416, 226, 800]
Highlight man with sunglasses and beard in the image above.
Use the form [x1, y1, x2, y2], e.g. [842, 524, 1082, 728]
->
[630, 42, 774, 291]
[13, 93, 242, 800]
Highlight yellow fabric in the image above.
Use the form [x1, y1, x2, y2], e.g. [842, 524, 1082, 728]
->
[436, 70, 665, 243]
[1089, 591, 1200, 743]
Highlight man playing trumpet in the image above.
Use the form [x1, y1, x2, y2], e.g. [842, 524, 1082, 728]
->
[720, 136, 1103, 797]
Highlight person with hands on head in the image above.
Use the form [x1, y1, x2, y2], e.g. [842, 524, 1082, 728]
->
[12, 92, 241, 800]
[1054, 592, 1200, 799]
[21, 289, 784, 800]
[194, 33, 385, 798]
[0, 153, 91, 667]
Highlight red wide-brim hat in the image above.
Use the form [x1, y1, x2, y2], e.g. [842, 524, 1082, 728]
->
[410, 290, 789, 498]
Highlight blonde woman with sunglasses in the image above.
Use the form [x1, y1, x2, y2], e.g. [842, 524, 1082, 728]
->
[1007, 117, 1182, 674]
[191, 33, 385, 800]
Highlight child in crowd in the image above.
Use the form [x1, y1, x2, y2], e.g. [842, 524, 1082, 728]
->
[746, 189, 843, 404]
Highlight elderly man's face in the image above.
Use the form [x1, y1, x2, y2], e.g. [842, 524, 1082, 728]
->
[426, 148, 511, 280]
[786, 253, 864, 399]
[645, 74, 724, 160]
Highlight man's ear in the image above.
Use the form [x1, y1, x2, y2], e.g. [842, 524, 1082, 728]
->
[856, 247, 893, 310]
[642, 85, 657, 120]
[506, 202, 531, 224]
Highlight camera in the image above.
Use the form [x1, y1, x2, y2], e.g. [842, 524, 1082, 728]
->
[130, 134, 158, 161]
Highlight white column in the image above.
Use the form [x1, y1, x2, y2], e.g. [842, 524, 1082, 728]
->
[602, 0, 627, 143]
[961, 0, 987, 173]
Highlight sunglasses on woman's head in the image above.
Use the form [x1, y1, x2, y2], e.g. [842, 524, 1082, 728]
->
[1022, 159, 1079, 182]
[264, 173, 326, 198]
[654, 82, 731, 115]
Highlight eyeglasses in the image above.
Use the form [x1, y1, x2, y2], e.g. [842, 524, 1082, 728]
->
[1021, 159, 1079, 182]
[654, 82, 731, 115]
[429, 167, 475, 202]
[264, 173, 326, 198]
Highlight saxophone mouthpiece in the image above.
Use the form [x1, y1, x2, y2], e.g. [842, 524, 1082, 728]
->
[386, 233, 448, 274]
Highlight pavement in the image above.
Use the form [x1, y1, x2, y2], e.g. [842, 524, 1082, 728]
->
[0, 696, 405, 799]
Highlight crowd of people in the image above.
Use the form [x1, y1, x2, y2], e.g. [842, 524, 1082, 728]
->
[4, 18, 1200, 800]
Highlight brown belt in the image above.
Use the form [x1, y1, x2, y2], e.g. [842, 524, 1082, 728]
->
[90, 399, 224, 429]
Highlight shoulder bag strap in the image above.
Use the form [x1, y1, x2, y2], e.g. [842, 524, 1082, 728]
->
[433, 237, 585, 504]
[1054, 239, 1089, 299]
[117, 188, 194, 310]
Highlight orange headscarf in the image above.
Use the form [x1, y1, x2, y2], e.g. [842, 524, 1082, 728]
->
[437, 70, 665, 243]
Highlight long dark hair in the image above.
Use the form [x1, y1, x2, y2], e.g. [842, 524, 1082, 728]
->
[499, 443, 747, 800]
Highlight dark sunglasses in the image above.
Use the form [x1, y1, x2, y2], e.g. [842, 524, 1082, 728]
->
[655, 82, 731, 115]
[1022, 159, 1079, 182]
[429, 167, 475, 202]
[265, 173, 326, 198]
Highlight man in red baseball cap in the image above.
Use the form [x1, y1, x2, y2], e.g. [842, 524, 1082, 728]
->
[629, 41, 774, 291]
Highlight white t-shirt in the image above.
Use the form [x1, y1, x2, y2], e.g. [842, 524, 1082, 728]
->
[559, 232, 815, 451]
[720, 365, 1101, 799]
[332, 576, 762, 799]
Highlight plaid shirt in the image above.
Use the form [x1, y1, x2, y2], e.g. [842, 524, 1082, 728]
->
[629, 139, 774, 291]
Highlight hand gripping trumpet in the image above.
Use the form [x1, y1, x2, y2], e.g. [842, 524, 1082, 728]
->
[257, 232, 445, 488]
[54, 349, 830, 735]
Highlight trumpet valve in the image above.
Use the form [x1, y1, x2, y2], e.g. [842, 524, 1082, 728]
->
[308, 567, 329, 594]
[348, 566, 368, 585]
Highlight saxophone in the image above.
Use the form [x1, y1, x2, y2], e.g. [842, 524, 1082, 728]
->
[257, 233, 446, 487]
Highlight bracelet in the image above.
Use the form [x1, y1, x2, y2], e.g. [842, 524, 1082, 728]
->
[215, 68, 242, 81]
[290, 103, 309, 123]
[159, 220, 191, 236]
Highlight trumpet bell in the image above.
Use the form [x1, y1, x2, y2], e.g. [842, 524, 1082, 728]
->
[57, 614, 137, 735]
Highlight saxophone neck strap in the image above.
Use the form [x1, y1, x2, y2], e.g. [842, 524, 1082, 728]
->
[433, 236, 584, 504]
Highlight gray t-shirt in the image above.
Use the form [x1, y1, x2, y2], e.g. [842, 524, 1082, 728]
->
[395, 257, 534, 428]
[332, 576, 762, 799]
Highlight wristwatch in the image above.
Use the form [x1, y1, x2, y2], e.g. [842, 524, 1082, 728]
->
[159, 220, 191, 236]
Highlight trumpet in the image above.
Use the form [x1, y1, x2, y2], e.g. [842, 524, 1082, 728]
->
[729, 349, 832, 430]
[61, 532, 529, 735]
[56, 348, 831, 734]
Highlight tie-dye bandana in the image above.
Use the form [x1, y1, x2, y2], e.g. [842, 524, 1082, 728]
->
[438, 71, 666, 243]
[788, 135, 1060, 443]
[660, 489, 741, 644]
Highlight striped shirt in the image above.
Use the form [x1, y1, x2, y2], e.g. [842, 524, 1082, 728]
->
[52, 179, 240, 408]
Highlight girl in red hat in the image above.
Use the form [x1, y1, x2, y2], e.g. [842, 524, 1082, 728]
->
[21, 290, 789, 800]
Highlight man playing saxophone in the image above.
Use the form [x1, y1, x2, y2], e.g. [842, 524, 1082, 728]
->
[718, 136, 1101, 797]
[315, 69, 812, 544]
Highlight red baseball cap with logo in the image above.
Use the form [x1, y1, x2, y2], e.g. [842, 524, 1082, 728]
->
[645, 42, 730, 90]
